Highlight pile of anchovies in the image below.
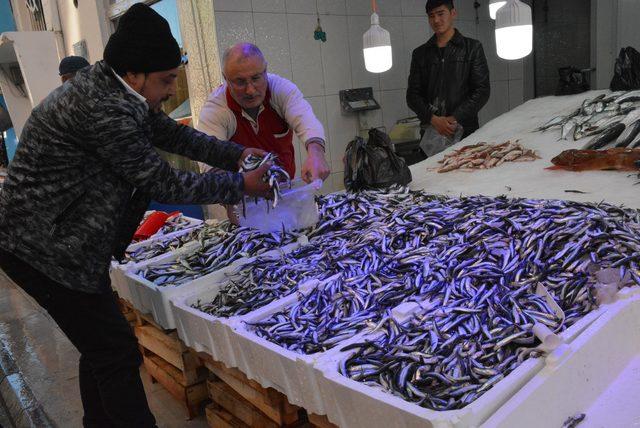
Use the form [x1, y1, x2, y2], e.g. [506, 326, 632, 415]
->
[234, 189, 640, 411]
[121, 222, 233, 264]
[194, 188, 425, 317]
[135, 226, 303, 287]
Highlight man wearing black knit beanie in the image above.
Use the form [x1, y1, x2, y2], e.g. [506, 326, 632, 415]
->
[0, 4, 272, 427]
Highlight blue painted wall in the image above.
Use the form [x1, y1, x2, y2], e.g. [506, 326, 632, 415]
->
[0, 0, 17, 162]
[0, 0, 16, 32]
[151, 0, 182, 47]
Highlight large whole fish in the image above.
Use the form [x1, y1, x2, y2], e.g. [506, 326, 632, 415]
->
[615, 119, 640, 147]
[549, 148, 640, 171]
[582, 122, 626, 149]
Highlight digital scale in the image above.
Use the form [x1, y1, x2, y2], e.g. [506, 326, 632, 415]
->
[339, 87, 381, 113]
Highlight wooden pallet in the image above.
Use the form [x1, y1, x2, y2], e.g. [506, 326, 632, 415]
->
[201, 355, 301, 427]
[143, 351, 208, 419]
[207, 379, 280, 427]
[134, 324, 205, 385]
[116, 296, 137, 324]
[131, 312, 208, 419]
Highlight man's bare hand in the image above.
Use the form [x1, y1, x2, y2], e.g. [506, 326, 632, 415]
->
[242, 162, 272, 198]
[301, 142, 330, 183]
[431, 115, 456, 137]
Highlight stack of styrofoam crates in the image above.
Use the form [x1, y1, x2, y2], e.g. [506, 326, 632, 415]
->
[123, 237, 307, 330]
[171, 269, 640, 427]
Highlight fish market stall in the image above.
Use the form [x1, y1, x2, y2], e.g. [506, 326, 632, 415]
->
[409, 90, 640, 208]
[108, 93, 640, 425]
[169, 188, 640, 427]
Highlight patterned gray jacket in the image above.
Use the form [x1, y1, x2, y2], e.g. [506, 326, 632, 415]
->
[0, 61, 245, 294]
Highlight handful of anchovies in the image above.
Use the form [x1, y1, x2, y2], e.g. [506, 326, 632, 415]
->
[240, 153, 291, 212]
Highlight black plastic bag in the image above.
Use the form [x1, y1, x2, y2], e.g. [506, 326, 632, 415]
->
[556, 66, 590, 96]
[343, 128, 412, 192]
[610, 47, 640, 91]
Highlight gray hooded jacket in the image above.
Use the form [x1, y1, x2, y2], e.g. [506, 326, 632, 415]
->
[0, 61, 245, 293]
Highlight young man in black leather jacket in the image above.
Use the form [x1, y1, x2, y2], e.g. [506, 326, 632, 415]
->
[407, 0, 490, 139]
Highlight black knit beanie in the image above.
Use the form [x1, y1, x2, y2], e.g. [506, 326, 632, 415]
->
[59, 56, 90, 75]
[103, 3, 181, 75]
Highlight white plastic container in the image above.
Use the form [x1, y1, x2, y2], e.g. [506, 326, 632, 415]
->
[483, 293, 640, 428]
[309, 291, 629, 428]
[236, 179, 322, 233]
[169, 248, 316, 365]
[225, 287, 424, 414]
[109, 215, 203, 300]
[315, 347, 545, 428]
[122, 237, 307, 330]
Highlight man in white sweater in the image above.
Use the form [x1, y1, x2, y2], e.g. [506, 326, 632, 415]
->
[198, 42, 330, 183]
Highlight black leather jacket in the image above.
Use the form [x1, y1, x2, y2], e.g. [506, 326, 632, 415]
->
[407, 29, 490, 136]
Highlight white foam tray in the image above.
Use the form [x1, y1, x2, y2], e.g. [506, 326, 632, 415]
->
[483, 290, 640, 428]
[223, 275, 390, 413]
[169, 246, 316, 367]
[109, 216, 203, 300]
[178, 282, 625, 424]
[122, 237, 306, 330]
[308, 289, 635, 428]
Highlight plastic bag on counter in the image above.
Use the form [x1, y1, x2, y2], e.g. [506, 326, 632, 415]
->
[419, 124, 464, 157]
[343, 128, 412, 192]
[555, 66, 591, 95]
[233, 178, 322, 233]
[610, 46, 640, 91]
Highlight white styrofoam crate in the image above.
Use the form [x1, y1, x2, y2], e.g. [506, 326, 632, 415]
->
[169, 245, 314, 365]
[315, 348, 544, 428]
[149, 214, 203, 239]
[483, 292, 640, 428]
[109, 217, 203, 300]
[111, 238, 202, 304]
[122, 236, 307, 330]
[221, 289, 426, 413]
[308, 289, 634, 428]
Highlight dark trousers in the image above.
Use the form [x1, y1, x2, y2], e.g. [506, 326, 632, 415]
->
[0, 250, 157, 428]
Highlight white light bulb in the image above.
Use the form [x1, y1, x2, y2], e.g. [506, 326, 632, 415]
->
[363, 12, 392, 73]
[495, 0, 533, 60]
[489, 0, 507, 19]
[496, 25, 533, 60]
[364, 46, 393, 73]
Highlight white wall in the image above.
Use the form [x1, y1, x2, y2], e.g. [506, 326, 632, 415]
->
[0, 32, 61, 138]
[212, 0, 526, 193]
[55, 0, 111, 63]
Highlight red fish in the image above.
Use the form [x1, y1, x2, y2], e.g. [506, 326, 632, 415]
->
[548, 148, 640, 172]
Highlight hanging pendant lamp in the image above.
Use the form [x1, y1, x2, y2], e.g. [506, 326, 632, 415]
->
[495, 0, 533, 60]
[363, 0, 392, 73]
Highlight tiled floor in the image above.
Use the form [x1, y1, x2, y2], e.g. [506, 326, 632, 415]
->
[0, 269, 207, 428]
